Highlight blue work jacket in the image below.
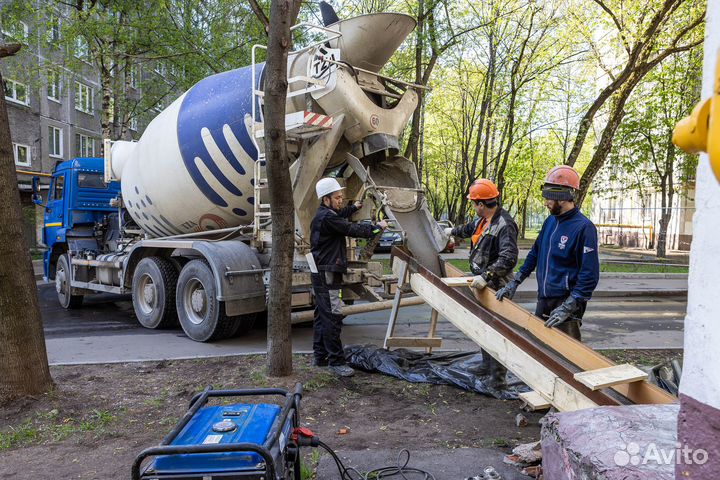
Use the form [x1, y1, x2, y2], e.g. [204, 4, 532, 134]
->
[518, 207, 600, 300]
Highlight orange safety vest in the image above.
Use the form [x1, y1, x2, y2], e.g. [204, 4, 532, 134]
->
[471, 218, 488, 246]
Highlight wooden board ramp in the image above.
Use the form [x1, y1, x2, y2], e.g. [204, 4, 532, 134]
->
[387, 248, 676, 412]
[440, 268, 674, 406]
[574, 364, 648, 391]
[519, 391, 552, 411]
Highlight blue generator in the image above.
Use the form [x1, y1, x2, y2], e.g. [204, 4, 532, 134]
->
[132, 385, 303, 480]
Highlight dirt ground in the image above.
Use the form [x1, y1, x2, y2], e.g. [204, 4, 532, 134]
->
[0, 355, 545, 479]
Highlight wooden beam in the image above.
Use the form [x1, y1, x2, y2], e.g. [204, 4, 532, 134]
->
[574, 364, 648, 391]
[442, 277, 474, 287]
[410, 272, 598, 411]
[427, 309, 439, 353]
[519, 391, 551, 410]
[385, 337, 443, 348]
[443, 263, 675, 405]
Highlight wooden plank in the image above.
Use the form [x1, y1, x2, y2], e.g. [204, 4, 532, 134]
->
[427, 309, 439, 353]
[386, 337, 443, 348]
[574, 364, 648, 391]
[410, 271, 597, 412]
[442, 277, 474, 287]
[519, 391, 551, 410]
[383, 259, 408, 349]
[443, 262, 675, 405]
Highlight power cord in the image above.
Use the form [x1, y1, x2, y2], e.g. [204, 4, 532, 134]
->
[317, 440, 436, 480]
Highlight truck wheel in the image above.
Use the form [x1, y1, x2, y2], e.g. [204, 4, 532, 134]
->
[56, 254, 83, 309]
[176, 259, 236, 342]
[132, 256, 179, 329]
[229, 313, 257, 337]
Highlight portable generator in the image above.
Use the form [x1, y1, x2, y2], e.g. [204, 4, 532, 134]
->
[132, 384, 303, 480]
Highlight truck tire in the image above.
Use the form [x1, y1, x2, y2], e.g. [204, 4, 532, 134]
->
[229, 313, 257, 337]
[176, 259, 236, 342]
[132, 256, 179, 329]
[56, 254, 83, 309]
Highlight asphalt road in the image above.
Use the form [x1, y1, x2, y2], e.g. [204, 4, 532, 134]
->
[38, 283, 686, 365]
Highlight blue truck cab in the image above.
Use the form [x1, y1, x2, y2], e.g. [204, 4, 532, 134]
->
[41, 158, 121, 282]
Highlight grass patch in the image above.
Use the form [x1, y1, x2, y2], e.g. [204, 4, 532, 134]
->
[0, 420, 40, 450]
[303, 371, 336, 392]
[598, 263, 688, 273]
[1, 409, 118, 450]
[301, 449, 321, 480]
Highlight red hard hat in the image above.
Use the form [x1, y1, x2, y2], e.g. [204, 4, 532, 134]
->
[545, 166, 580, 190]
[467, 179, 500, 200]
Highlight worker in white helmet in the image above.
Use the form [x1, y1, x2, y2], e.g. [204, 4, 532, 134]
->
[311, 177, 388, 377]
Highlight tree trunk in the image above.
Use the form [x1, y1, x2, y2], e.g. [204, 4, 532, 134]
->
[100, 64, 114, 140]
[404, 0, 424, 167]
[657, 134, 676, 258]
[0, 46, 54, 403]
[264, 0, 299, 377]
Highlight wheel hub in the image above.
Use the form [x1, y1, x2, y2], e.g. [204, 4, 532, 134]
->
[143, 283, 156, 305]
[191, 289, 206, 313]
[56, 270, 65, 295]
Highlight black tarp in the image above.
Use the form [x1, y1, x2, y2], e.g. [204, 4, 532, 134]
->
[345, 344, 530, 400]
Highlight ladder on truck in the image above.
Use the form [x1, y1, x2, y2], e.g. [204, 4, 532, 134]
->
[249, 23, 342, 244]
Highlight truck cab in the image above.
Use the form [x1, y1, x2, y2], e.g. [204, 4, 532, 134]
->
[42, 158, 121, 284]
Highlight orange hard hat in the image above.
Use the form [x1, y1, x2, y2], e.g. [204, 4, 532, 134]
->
[544, 165, 580, 190]
[467, 179, 500, 200]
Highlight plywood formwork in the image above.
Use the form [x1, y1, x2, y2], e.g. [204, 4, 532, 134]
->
[389, 248, 676, 411]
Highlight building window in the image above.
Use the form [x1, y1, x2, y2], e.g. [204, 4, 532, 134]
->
[75, 133, 94, 157]
[48, 126, 62, 158]
[154, 61, 166, 77]
[4, 79, 28, 105]
[13, 143, 30, 167]
[47, 70, 61, 101]
[47, 14, 60, 42]
[2, 20, 28, 41]
[129, 65, 138, 89]
[129, 116, 138, 131]
[75, 36, 90, 61]
[75, 82, 93, 114]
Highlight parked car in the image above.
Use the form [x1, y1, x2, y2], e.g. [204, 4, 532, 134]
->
[437, 220, 456, 253]
[375, 229, 404, 253]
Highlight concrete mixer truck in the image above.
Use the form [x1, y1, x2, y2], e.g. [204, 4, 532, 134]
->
[36, 7, 448, 342]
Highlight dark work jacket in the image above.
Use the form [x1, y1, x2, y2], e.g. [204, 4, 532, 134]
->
[518, 207, 600, 300]
[311, 204, 381, 273]
[451, 208, 519, 289]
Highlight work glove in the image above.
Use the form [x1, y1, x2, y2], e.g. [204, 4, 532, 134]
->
[443, 227, 453, 236]
[470, 274, 488, 290]
[495, 272, 523, 301]
[545, 296, 580, 328]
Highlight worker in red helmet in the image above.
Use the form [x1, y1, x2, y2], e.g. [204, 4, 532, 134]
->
[446, 178, 519, 386]
[495, 166, 599, 341]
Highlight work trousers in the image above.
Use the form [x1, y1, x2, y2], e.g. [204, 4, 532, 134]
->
[535, 296, 587, 341]
[311, 271, 346, 366]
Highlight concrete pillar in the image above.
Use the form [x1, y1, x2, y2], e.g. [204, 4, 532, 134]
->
[677, 2, 720, 477]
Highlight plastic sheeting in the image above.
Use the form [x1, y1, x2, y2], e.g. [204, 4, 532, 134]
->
[345, 344, 530, 400]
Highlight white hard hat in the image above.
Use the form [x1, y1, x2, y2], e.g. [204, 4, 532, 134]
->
[316, 177, 344, 199]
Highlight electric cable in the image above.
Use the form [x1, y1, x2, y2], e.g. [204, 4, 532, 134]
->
[317, 441, 436, 480]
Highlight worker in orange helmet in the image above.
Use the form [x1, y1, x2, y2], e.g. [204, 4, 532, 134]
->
[445, 178, 519, 386]
[495, 166, 599, 341]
